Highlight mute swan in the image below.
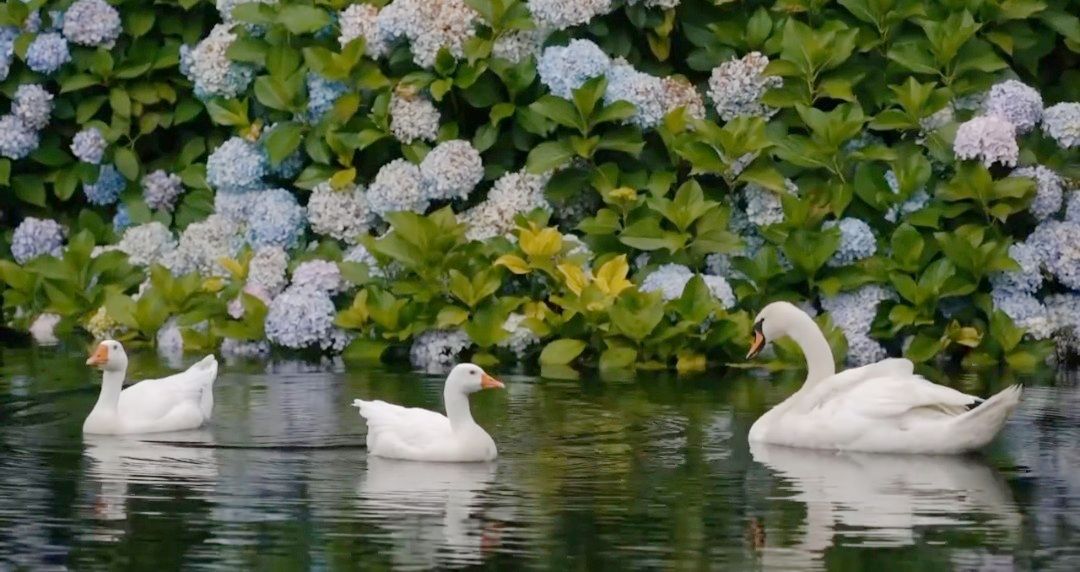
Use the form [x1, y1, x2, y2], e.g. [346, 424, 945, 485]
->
[84, 340, 218, 434]
[353, 363, 504, 462]
[745, 302, 1022, 453]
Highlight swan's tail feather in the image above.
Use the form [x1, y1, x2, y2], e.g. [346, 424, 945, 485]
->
[948, 384, 1022, 452]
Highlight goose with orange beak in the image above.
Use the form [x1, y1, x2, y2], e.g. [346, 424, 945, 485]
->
[353, 363, 505, 462]
[83, 340, 219, 434]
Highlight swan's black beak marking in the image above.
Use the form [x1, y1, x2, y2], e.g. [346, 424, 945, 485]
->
[747, 320, 766, 360]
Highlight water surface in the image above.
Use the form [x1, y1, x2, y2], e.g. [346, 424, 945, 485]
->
[1, 343, 1077, 570]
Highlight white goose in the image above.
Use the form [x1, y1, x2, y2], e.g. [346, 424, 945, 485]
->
[353, 363, 504, 462]
[84, 340, 218, 434]
[745, 302, 1022, 454]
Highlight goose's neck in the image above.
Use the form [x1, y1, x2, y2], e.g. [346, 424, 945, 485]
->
[444, 388, 477, 432]
[786, 311, 836, 386]
[91, 369, 126, 415]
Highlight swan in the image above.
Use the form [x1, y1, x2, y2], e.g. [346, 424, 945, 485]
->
[353, 363, 504, 462]
[745, 301, 1022, 453]
[83, 340, 218, 434]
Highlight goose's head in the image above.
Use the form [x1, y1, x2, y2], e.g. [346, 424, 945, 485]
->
[747, 301, 805, 359]
[446, 363, 504, 394]
[86, 340, 128, 372]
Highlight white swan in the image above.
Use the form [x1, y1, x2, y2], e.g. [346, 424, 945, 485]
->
[353, 363, 504, 462]
[745, 302, 1022, 453]
[84, 340, 218, 434]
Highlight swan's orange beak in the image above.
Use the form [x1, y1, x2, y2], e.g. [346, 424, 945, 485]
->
[746, 330, 766, 360]
[86, 344, 109, 367]
[481, 373, 505, 390]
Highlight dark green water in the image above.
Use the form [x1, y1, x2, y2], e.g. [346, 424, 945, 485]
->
[1, 343, 1077, 571]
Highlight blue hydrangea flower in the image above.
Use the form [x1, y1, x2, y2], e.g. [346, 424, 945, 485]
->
[26, 32, 70, 74]
[265, 285, 349, 351]
[1012, 165, 1063, 220]
[141, 169, 183, 211]
[11, 217, 65, 263]
[821, 285, 895, 365]
[0, 27, 15, 81]
[305, 73, 348, 123]
[538, 39, 611, 99]
[991, 242, 1043, 296]
[1026, 220, 1080, 290]
[83, 164, 125, 206]
[991, 287, 1051, 340]
[245, 188, 306, 249]
[62, 0, 121, 48]
[824, 218, 877, 267]
[419, 140, 484, 201]
[207, 137, 267, 193]
[70, 127, 107, 164]
[0, 115, 40, 159]
[12, 84, 53, 130]
[603, 60, 667, 129]
[982, 80, 1042, 134]
[213, 190, 256, 222]
[112, 204, 132, 233]
[1042, 102, 1080, 149]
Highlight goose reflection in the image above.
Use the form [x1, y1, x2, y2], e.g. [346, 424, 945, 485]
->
[356, 457, 499, 569]
[751, 442, 1021, 568]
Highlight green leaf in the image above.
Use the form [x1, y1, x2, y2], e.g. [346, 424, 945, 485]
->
[278, 5, 331, 34]
[599, 347, 637, 370]
[539, 339, 587, 365]
[264, 122, 304, 165]
[114, 148, 139, 180]
[526, 140, 574, 173]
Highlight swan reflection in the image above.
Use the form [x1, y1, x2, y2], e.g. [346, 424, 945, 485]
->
[356, 457, 499, 569]
[751, 442, 1021, 568]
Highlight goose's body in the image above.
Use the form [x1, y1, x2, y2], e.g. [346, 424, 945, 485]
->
[354, 364, 503, 462]
[83, 340, 217, 435]
[746, 302, 1021, 454]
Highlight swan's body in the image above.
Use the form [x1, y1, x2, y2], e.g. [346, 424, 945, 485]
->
[746, 302, 1021, 454]
[353, 364, 504, 462]
[83, 340, 218, 435]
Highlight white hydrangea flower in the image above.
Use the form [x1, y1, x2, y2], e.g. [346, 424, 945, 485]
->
[1012, 165, 1063, 220]
[307, 181, 374, 242]
[459, 170, 551, 241]
[498, 313, 539, 360]
[164, 214, 244, 277]
[180, 24, 254, 100]
[526, 0, 613, 31]
[117, 222, 177, 267]
[85, 306, 122, 341]
[707, 52, 782, 122]
[492, 29, 544, 63]
[376, 0, 479, 68]
[604, 59, 667, 128]
[338, 3, 388, 57]
[389, 91, 440, 144]
[1042, 102, 1080, 149]
[919, 103, 954, 135]
[982, 80, 1043, 134]
[367, 158, 430, 218]
[953, 115, 1019, 168]
[409, 329, 472, 373]
[640, 264, 695, 301]
[419, 139, 484, 201]
[537, 39, 611, 99]
[247, 246, 289, 295]
[627, 0, 680, 7]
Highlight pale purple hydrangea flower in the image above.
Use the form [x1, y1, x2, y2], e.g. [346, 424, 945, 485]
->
[990, 242, 1043, 296]
[953, 115, 1018, 167]
[12, 84, 53, 130]
[992, 288, 1051, 340]
[265, 285, 350, 352]
[1012, 165, 1063, 220]
[409, 329, 472, 373]
[245, 188, 306, 249]
[1026, 220, 1080, 290]
[982, 80, 1042, 134]
[1042, 102, 1080, 149]
[11, 217, 64, 264]
[419, 140, 484, 201]
[70, 127, 106, 164]
[62, 0, 121, 48]
[290, 260, 345, 294]
[26, 32, 70, 74]
[141, 170, 184, 211]
[0, 115, 39, 159]
[707, 52, 782, 121]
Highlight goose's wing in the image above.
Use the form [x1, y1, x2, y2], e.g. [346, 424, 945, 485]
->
[118, 356, 218, 422]
[353, 399, 452, 451]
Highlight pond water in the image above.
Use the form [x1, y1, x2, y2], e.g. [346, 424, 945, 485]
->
[1, 342, 1077, 570]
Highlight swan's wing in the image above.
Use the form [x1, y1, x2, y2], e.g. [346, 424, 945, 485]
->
[117, 356, 218, 422]
[838, 375, 982, 419]
[797, 358, 915, 411]
[353, 399, 452, 451]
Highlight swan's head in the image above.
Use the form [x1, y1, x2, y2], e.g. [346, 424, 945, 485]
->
[446, 363, 504, 394]
[86, 340, 128, 372]
[747, 301, 805, 359]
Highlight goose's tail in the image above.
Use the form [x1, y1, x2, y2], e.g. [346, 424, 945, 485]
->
[948, 384, 1022, 452]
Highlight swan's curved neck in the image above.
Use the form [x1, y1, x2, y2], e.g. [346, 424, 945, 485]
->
[444, 387, 476, 432]
[783, 309, 836, 386]
[92, 369, 126, 414]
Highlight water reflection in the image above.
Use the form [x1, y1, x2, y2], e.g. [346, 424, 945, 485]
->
[752, 442, 1021, 568]
[356, 458, 499, 569]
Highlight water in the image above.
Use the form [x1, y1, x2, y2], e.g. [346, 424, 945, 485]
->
[1, 342, 1077, 570]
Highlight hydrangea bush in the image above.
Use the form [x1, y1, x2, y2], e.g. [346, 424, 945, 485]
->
[2, 0, 1080, 374]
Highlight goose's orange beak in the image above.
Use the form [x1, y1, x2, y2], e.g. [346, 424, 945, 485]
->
[86, 344, 109, 367]
[747, 330, 767, 360]
[481, 373, 505, 390]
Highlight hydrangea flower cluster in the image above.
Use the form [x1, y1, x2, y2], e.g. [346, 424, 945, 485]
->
[1012, 166, 1063, 221]
[982, 80, 1043, 134]
[246, 188, 307, 249]
[499, 314, 540, 359]
[820, 285, 895, 365]
[305, 73, 348, 123]
[83, 165, 126, 206]
[207, 137, 268, 192]
[991, 242, 1043, 296]
[265, 285, 349, 351]
[824, 218, 877, 267]
[344, 243, 395, 280]
[164, 215, 244, 277]
[141, 170, 184, 211]
[112, 205, 132, 233]
[290, 260, 344, 294]
[1026, 220, 1080, 290]
[70, 128, 107, 164]
[62, 0, 122, 48]
[11, 217, 65, 264]
[307, 182, 374, 242]
[26, 32, 70, 74]
[419, 140, 484, 201]
[0, 115, 40, 160]
[338, 3, 388, 57]
[743, 181, 796, 227]
[526, 0, 613, 31]
[1042, 102, 1080, 149]
[883, 170, 930, 223]
[389, 91, 440, 144]
[409, 329, 472, 372]
[953, 115, 1019, 167]
[367, 159, 429, 218]
[376, 0, 479, 68]
[85, 307, 122, 341]
[13, 84, 54, 130]
[538, 39, 611, 99]
[492, 29, 544, 64]
[247, 246, 289, 295]
[117, 222, 177, 267]
[180, 24, 254, 100]
[707, 52, 783, 122]
[640, 264, 736, 308]
[604, 60, 667, 128]
[460, 170, 551, 241]
[0, 27, 16, 81]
